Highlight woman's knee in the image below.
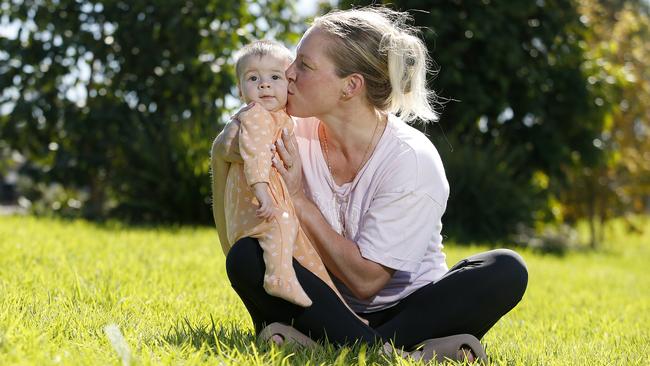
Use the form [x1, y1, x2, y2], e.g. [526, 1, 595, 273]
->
[491, 249, 528, 301]
[225, 237, 264, 287]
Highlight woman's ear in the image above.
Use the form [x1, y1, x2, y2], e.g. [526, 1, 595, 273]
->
[341, 73, 365, 99]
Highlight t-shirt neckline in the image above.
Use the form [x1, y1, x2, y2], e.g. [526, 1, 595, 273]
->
[315, 116, 393, 193]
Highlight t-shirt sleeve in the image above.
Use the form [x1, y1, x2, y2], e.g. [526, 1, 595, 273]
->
[239, 105, 275, 186]
[356, 189, 444, 273]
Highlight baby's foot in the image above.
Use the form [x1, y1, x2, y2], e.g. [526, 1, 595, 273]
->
[264, 275, 312, 307]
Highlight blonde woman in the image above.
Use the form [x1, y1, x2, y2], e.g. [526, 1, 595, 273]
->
[212, 7, 527, 363]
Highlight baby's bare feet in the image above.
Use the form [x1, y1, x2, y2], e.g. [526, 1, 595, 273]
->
[263, 275, 312, 307]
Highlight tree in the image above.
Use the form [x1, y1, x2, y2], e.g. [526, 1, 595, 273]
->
[337, 0, 606, 241]
[0, 0, 301, 222]
[559, 0, 650, 247]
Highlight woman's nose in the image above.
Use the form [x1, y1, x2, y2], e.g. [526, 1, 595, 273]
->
[286, 61, 296, 83]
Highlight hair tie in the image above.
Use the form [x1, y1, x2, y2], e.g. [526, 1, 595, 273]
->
[406, 56, 415, 67]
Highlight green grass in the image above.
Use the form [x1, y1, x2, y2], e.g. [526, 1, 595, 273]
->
[0, 215, 648, 365]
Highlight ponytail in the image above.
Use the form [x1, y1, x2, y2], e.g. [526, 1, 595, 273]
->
[384, 31, 438, 122]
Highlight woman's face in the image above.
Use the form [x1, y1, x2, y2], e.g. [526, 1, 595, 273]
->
[286, 27, 345, 118]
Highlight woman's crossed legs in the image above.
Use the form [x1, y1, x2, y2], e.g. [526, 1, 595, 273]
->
[225, 237, 528, 349]
[363, 249, 528, 348]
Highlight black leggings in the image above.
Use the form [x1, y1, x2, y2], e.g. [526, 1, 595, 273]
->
[226, 237, 528, 349]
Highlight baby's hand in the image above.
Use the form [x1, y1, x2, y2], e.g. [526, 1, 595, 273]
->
[252, 183, 276, 220]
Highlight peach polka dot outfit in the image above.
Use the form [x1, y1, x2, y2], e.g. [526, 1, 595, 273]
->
[223, 103, 345, 308]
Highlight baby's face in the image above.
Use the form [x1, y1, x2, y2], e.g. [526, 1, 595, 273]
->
[238, 54, 289, 112]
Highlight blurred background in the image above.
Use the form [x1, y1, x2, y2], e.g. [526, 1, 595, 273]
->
[1, 0, 648, 249]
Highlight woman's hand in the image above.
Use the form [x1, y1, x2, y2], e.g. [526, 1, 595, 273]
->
[212, 103, 257, 164]
[273, 128, 306, 201]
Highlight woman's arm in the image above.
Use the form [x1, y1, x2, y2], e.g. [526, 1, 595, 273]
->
[211, 104, 257, 252]
[211, 137, 231, 255]
[213, 119, 243, 164]
[212, 102, 276, 251]
[273, 130, 395, 300]
[213, 103, 259, 164]
[210, 113, 247, 252]
[294, 195, 395, 299]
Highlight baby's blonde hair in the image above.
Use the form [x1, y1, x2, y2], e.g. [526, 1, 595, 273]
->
[313, 7, 438, 123]
[234, 40, 293, 81]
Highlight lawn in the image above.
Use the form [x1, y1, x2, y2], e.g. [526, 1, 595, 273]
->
[0, 215, 648, 365]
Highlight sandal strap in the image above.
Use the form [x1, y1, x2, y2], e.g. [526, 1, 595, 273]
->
[415, 334, 487, 363]
[257, 322, 318, 349]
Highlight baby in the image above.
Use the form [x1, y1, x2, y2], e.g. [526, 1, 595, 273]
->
[223, 40, 329, 307]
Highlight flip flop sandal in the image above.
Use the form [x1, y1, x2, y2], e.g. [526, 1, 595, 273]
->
[411, 334, 487, 364]
[257, 322, 318, 349]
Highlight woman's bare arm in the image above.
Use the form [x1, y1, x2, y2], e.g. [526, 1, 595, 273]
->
[211, 137, 231, 255]
[210, 103, 263, 252]
[273, 130, 395, 300]
[293, 195, 394, 299]
[213, 119, 243, 164]
[212, 102, 260, 163]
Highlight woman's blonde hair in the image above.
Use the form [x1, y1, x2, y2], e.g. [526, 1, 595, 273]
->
[313, 7, 438, 123]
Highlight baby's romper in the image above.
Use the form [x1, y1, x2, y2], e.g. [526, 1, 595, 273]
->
[225, 103, 311, 306]
[224, 104, 367, 322]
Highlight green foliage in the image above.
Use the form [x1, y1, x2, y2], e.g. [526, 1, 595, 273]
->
[0, 0, 301, 223]
[1, 215, 648, 365]
[436, 137, 546, 243]
[556, 0, 650, 247]
[336, 0, 616, 241]
[3, 0, 647, 243]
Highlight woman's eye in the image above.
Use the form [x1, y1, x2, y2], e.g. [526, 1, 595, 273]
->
[301, 61, 311, 69]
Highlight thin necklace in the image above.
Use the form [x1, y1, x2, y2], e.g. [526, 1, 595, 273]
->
[319, 118, 383, 235]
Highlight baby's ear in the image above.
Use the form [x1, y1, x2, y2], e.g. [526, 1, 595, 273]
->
[237, 86, 243, 99]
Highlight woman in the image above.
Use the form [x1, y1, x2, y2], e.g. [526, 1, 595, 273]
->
[212, 7, 527, 362]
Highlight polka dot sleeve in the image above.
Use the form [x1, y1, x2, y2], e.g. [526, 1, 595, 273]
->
[239, 104, 276, 186]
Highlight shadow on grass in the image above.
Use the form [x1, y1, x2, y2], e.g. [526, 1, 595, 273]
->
[162, 316, 396, 365]
[161, 316, 328, 364]
[162, 315, 256, 353]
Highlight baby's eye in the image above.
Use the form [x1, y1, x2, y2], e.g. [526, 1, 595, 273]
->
[272, 75, 283, 80]
[248, 75, 258, 81]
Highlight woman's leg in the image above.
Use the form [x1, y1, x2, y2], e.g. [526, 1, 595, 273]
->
[367, 249, 528, 349]
[225, 237, 381, 346]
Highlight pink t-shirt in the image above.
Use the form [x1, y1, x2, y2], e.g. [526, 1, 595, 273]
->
[295, 114, 450, 312]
